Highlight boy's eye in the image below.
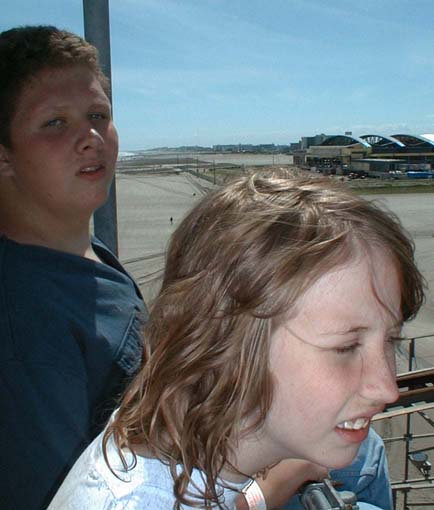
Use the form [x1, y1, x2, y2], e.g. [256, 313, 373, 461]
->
[44, 118, 64, 127]
[89, 112, 109, 121]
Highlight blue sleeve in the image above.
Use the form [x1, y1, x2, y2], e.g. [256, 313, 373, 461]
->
[329, 428, 393, 510]
[0, 252, 90, 509]
[0, 238, 145, 510]
[279, 428, 392, 510]
[0, 358, 91, 510]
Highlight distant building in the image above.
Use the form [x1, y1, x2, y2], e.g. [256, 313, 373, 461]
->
[303, 133, 434, 176]
[300, 134, 329, 150]
[212, 144, 249, 152]
[212, 143, 290, 153]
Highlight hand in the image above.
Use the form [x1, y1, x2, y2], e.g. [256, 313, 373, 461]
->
[257, 459, 328, 509]
[235, 459, 328, 510]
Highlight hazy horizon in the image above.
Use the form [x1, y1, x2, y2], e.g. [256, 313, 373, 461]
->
[3, 0, 433, 150]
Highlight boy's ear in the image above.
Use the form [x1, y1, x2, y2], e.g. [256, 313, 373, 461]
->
[0, 144, 15, 177]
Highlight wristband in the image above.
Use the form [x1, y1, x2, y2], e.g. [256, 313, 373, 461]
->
[241, 479, 267, 510]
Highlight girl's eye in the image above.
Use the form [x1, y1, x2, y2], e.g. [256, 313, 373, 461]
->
[389, 335, 405, 346]
[335, 343, 360, 355]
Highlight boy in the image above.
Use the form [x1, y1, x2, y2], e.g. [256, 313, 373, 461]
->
[0, 25, 147, 509]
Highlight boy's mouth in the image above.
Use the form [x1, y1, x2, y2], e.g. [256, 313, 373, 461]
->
[79, 164, 104, 174]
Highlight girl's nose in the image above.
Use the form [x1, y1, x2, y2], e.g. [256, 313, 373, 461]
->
[359, 351, 400, 406]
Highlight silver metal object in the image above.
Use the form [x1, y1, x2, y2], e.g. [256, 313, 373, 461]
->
[300, 478, 359, 510]
[409, 452, 432, 478]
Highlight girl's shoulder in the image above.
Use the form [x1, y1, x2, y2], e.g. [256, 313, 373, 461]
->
[48, 432, 176, 510]
[49, 431, 244, 510]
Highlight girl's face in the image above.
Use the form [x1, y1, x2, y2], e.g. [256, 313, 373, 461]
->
[261, 248, 401, 469]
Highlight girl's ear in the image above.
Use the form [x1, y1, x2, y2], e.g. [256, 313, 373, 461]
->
[0, 145, 15, 177]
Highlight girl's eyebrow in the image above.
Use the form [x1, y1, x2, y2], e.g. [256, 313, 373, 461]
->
[283, 320, 403, 344]
[283, 323, 366, 339]
[320, 320, 403, 337]
[283, 324, 359, 351]
[319, 326, 369, 336]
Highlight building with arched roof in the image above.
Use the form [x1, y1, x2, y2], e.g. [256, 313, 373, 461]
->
[360, 135, 405, 151]
[391, 134, 434, 151]
[297, 133, 434, 177]
[320, 135, 371, 148]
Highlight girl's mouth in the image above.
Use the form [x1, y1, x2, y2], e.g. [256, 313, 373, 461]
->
[335, 417, 370, 443]
[336, 417, 370, 430]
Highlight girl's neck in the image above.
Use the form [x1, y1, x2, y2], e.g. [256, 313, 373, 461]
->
[224, 429, 284, 483]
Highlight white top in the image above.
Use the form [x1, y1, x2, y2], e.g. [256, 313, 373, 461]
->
[48, 430, 246, 510]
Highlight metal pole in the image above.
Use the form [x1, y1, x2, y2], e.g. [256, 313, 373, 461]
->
[403, 339, 416, 510]
[83, 0, 119, 256]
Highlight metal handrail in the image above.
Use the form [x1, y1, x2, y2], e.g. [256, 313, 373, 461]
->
[378, 333, 434, 510]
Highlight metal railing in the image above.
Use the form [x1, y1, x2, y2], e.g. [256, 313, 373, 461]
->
[375, 334, 434, 510]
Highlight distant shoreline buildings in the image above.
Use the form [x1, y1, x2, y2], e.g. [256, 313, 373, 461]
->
[142, 131, 434, 179]
[145, 143, 293, 154]
[294, 132, 434, 178]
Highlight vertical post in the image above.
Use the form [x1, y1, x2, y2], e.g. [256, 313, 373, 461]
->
[83, 0, 119, 256]
[403, 338, 416, 510]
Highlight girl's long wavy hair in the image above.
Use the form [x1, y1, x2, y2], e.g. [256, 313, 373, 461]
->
[104, 169, 424, 509]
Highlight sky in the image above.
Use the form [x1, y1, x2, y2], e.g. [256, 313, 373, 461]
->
[2, 0, 434, 150]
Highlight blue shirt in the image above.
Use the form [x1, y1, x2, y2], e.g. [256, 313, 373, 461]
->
[281, 428, 393, 510]
[0, 236, 147, 510]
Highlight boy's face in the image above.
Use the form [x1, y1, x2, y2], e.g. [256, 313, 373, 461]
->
[0, 65, 118, 222]
[261, 248, 401, 469]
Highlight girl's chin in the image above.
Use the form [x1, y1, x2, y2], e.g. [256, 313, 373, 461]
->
[321, 450, 360, 471]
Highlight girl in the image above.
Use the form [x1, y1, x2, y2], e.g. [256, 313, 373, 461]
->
[49, 169, 424, 509]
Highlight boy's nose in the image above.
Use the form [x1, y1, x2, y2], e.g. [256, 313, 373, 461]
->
[76, 127, 104, 153]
